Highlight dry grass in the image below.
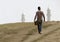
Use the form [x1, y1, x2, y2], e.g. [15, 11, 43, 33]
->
[0, 21, 60, 42]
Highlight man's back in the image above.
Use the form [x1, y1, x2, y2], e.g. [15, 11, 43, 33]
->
[34, 6, 45, 22]
[36, 11, 44, 21]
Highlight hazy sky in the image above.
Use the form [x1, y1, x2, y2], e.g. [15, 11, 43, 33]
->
[0, 0, 60, 24]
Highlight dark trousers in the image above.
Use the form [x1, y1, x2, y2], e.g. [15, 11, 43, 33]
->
[37, 23, 42, 33]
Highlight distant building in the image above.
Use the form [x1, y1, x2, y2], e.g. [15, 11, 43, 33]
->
[47, 8, 51, 21]
[21, 13, 25, 22]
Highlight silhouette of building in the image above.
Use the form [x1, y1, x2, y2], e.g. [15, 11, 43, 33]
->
[47, 8, 51, 21]
[21, 13, 25, 22]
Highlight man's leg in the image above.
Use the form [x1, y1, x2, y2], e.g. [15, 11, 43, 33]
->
[37, 24, 40, 33]
[37, 24, 42, 34]
[39, 24, 42, 33]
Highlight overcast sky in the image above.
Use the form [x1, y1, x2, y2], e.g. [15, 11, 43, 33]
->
[0, 0, 60, 24]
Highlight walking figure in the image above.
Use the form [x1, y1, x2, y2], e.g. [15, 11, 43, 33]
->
[34, 6, 45, 34]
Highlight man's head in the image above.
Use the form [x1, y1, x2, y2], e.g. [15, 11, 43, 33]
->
[38, 6, 41, 10]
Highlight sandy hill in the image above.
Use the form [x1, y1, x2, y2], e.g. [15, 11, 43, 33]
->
[0, 21, 60, 42]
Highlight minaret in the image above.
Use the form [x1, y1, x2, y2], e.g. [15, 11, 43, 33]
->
[21, 13, 25, 22]
[47, 8, 51, 21]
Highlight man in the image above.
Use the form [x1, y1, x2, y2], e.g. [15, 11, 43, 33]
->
[34, 6, 45, 34]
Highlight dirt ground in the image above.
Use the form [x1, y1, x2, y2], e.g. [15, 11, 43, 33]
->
[0, 21, 60, 42]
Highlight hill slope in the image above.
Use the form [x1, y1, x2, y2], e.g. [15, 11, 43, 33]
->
[0, 21, 60, 42]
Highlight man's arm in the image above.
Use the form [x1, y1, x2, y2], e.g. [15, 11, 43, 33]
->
[34, 14, 37, 22]
[43, 13, 45, 22]
[34, 15, 36, 21]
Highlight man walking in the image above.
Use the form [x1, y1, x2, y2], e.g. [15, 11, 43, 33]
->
[34, 6, 45, 34]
